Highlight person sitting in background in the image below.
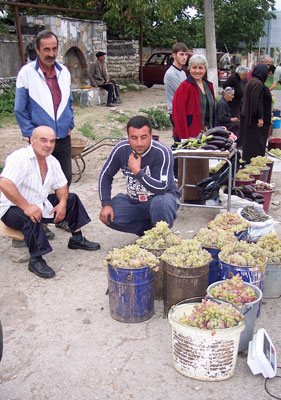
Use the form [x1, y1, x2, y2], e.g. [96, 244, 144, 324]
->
[215, 87, 240, 136]
[88, 51, 121, 107]
[0, 126, 100, 279]
[222, 65, 249, 118]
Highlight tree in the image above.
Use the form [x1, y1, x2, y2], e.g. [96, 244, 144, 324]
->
[192, 0, 276, 52]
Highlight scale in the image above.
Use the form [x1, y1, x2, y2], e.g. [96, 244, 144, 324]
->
[247, 328, 277, 378]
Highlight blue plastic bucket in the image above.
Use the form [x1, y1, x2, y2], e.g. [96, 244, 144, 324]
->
[218, 256, 264, 316]
[108, 264, 154, 323]
[203, 247, 220, 284]
[273, 109, 281, 117]
[273, 119, 281, 129]
[207, 281, 262, 352]
[218, 256, 264, 291]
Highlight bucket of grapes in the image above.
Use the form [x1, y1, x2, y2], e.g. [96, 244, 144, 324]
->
[168, 298, 245, 381]
[136, 221, 182, 300]
[161, 240, 212, 316]
[207, 275, 262, 352]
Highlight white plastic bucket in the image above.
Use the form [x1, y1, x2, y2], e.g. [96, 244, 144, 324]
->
[168, 302, 245, 381]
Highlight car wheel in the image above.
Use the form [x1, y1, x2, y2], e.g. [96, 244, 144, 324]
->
[144, 84, 153, 88]
[0, 320, 3, 362]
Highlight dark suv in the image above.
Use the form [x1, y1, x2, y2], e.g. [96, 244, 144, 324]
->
[140, 51, 231, 87]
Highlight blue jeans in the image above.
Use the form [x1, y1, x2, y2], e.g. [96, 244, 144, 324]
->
[108, 193, 179, 236]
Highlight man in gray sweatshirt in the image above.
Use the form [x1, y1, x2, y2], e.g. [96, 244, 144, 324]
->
[164, 42, 188, 129]
[164, 42, 188, 177]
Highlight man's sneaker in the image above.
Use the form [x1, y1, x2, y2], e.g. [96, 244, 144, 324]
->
[55, 220, 71, 233]
[42, 225, 55, 240]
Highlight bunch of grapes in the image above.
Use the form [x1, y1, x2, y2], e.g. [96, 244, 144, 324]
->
[104, 244, 159, 269]
[209, 275, 257, 308]
[219, 241, 266, 270]
[136, 221, 181, 249]
[194, 227, 237, 250]
[207, 212, 249, 233]
[250, 155, 272, 167]
[257, 233, 281, 264]
[179, 299, 244, 331]
[160, 239, 212, 268]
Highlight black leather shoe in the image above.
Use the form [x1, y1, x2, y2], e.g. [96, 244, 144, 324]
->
[68, 236, 100, 251]
[106, 103, 114, 107]
[28, 258, 56, 278]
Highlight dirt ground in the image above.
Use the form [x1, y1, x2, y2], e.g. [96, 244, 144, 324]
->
[1, 86, 281, 400]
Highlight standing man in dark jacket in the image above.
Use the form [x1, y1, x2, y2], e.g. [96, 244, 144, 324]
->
[99, 116, 180, 236]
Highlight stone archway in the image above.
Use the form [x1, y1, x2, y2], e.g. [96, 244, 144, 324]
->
[64, 46, 88, 89]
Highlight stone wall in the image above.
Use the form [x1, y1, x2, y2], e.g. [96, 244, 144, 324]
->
[106, 40, 139, 83]
[0, 17, 140, 86]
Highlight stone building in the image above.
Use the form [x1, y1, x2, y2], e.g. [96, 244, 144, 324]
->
[0, 15, 140, 90]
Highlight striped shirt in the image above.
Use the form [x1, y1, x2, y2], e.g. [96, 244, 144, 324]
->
[0, 145, 67, 218]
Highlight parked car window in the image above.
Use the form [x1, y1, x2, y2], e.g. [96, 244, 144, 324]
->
[146, 53, 167, 65]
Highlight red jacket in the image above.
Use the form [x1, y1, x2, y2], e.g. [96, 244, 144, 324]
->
[172, 76, 215, 139]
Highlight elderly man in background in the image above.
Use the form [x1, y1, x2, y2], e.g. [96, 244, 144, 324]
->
[88, 51, 121, 107]
[0, 126, 100, 279]
[246, 54, 272, 81]
[215, 87, 240, 136]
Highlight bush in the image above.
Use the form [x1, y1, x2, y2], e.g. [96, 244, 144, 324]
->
[0, 87, 16, 115]
[139, 107, 171, 130]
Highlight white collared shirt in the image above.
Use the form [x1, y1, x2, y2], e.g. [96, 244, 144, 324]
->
[0, 145, 67, 218]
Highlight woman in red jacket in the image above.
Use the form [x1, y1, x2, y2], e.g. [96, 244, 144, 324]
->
[172, 54, 215, 140]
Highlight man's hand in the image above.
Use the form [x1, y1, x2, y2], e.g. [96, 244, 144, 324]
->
[99, 206, 114, 226]
[50, 202, 66, 223]
[23, 204, 42, 223]
[128, 153, 141, 175]
[257, 118, 264, 128]
[231, 117, 238, 123]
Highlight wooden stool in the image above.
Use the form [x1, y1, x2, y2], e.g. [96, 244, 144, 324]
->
[0, 220, 24, 240]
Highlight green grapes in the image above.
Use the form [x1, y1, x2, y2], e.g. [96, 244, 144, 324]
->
[194, 227, 238, 250]
[207, 212, 249, 233]
[104, 244, 159, 269]
[160, 239, 212, 268]
[136, 221, 181, 249]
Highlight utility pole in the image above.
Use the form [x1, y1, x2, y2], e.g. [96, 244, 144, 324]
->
[204, 0, 218, 96]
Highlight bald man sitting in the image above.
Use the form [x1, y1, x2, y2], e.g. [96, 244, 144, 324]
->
[0, 126, 100, 279]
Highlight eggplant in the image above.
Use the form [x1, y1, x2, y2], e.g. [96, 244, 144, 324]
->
[207, 140, 227, 148]
[201, 144, 220, 150]
[252, 193, 264, 200]
[242, 185, 254, 194]
[255, 198, 265, 204]
[207, 135, 228, 143]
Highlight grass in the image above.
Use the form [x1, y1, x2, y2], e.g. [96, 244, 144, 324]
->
[77, 121, 99, 140]
[0, 114, 17, 127]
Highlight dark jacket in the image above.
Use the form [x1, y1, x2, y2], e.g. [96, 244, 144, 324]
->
[215, 97, 232, 127]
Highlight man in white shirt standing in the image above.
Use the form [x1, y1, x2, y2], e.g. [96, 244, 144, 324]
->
[0, 126, 100, 279]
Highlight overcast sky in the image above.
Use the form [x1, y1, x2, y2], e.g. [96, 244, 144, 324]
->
[275, 0, 281, 10]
